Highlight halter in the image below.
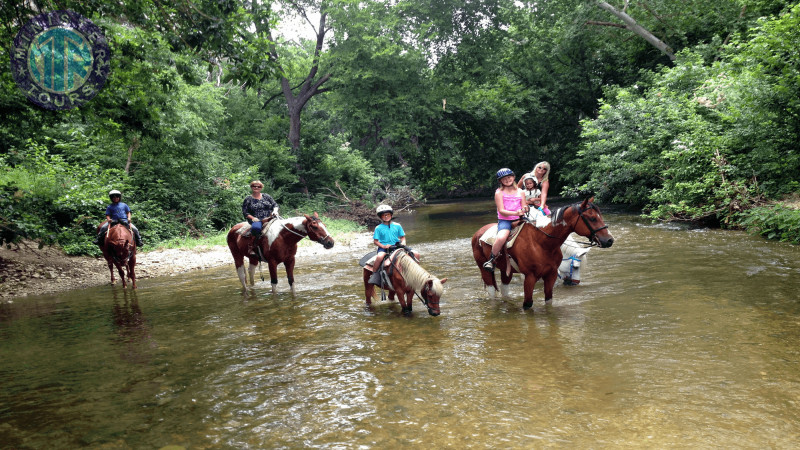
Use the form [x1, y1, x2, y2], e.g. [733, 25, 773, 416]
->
[280, 217, 332, 245]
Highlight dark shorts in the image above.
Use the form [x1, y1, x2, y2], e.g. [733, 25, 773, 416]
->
[377, 247, 388, 254]
[497, 219, 514, 231]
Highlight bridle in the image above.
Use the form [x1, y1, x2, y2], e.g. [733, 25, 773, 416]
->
[387, 249, 438, 311]
[280, 218, 332, 245]
[528, 203, 608, 246]
[575, 203, 608, 246]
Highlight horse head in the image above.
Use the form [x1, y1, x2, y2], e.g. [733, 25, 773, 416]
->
[304, 213, 335, 249]
[420, 277, 447, 316]
[572, 197, 614, 248]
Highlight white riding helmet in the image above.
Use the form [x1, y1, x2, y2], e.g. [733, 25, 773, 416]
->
[109, 189, 122, 198]
[376, 204, 393, 217]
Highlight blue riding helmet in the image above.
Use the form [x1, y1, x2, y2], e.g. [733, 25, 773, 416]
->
[496, 168, 514, 180]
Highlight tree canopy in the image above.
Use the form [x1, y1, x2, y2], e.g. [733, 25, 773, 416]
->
[2, 0, 799, 251]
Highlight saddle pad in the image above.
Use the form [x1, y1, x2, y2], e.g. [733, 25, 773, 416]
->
[361, 249, 401, 272]
[479, 223, 525, 249]
[236, 217, 279, 237]
[359, 250, 378, 268]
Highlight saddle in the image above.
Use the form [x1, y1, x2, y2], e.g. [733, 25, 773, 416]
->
[479, 221, 525, 249]
[361, 248, 413, 291]
[236, 217, 279, 238]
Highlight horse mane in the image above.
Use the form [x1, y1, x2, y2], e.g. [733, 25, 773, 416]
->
[395, 251, 443, 296]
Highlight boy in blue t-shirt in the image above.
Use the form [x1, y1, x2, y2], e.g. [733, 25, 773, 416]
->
[95, 189, 144, 247]
[372, 205, 407, 271]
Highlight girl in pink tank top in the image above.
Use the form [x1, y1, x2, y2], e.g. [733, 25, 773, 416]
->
[483, 168, 528, 272]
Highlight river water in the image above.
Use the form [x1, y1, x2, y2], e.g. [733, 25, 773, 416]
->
[2, 199, 799, 448]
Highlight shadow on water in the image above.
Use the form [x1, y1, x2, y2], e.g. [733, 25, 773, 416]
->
[2, 199, 800, 447]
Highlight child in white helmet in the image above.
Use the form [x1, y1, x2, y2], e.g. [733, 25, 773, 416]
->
[95, 190, 144, 247]
[372, 204, 407, 271]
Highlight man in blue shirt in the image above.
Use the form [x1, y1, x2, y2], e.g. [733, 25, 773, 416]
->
[94, 190, 144, 247]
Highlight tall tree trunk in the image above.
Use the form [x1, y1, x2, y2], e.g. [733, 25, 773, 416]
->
[261, 6, 332, 194]
[593, 1, 675, 61]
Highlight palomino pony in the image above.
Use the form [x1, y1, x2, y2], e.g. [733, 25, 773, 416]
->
[471, 197, 613, 308]
[227, 213, 334, 293]
[362, 248, 447, 316]
[98, 222, 137, 289]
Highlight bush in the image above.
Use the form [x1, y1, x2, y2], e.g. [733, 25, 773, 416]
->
[737, 204, 800, 244]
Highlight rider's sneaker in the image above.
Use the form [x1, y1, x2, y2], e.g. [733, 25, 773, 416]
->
[482, 259, 495, 272]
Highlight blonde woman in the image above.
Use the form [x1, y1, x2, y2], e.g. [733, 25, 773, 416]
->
[517, 161, 551, 215]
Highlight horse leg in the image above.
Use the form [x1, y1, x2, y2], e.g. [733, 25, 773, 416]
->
[267, 260, 279, 294]
[116, 262, 127, 289]
[401, 289, 413, 316]
[363, 269, 374, 305]
[128, 256, 137, 289]
[235, 263, 249, 291]
[476, 243, 499, 297]
[247, 259, 258, 286]
[522, 274, 539, 309]
[542, 272, 558, 303]
[284, 256, 296, 296]
[106, 258, 116, 285]
[499, 265, 513, 298]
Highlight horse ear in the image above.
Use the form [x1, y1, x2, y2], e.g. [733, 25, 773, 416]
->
[440, 277, 447, 285]
[581, 197, 592, 209]
[313, 211, 320, 219]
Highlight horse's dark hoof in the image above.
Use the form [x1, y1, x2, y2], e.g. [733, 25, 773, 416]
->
[523, 302, 533, 310]
[402, 308, 413, 316]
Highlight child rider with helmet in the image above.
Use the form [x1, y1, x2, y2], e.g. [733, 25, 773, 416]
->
[483, 168, 527, 272]
[372, 204, 407, 272]
[94, 189, 144, 247]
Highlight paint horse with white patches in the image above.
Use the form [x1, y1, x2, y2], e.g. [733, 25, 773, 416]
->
[227, 213, 334, 293]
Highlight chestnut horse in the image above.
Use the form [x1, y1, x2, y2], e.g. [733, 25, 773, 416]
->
[471, 197, 613, 308]
[98, 222, 137, 289]
[227, 213, 334, 293]
[362, 248, 447, 316]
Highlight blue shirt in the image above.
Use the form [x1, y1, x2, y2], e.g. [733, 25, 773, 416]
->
[105, 202, 131, 222]
[373, 222, 405, 247]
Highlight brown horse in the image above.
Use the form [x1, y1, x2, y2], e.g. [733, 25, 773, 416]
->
[362, 248, 447, 316]
[471, 197, 613, 309]
[227, 213, 334, 293]
[98, 222, 137, 289]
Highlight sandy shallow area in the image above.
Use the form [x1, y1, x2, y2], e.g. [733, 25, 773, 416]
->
[0, 233, 373, 300]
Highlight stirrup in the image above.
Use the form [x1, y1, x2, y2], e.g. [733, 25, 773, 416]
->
[482, 259, 495, 272]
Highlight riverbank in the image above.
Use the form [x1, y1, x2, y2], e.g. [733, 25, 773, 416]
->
[0, 232, 374, 300]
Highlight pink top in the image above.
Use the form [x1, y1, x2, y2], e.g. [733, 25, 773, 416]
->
[498, 192, 522, 220]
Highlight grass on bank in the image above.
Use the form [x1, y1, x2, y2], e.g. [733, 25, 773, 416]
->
[148, 215, 367, 252]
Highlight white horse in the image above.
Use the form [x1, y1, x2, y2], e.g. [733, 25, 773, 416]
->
[559, 234, 591, 285]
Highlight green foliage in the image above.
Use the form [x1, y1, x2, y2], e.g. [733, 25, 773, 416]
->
[737, 204, 800, 244]
[565, 4, 800, 238]
[0, 143, 127, 252]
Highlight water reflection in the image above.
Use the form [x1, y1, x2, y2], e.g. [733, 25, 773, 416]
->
[1, 202, 800, 447]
